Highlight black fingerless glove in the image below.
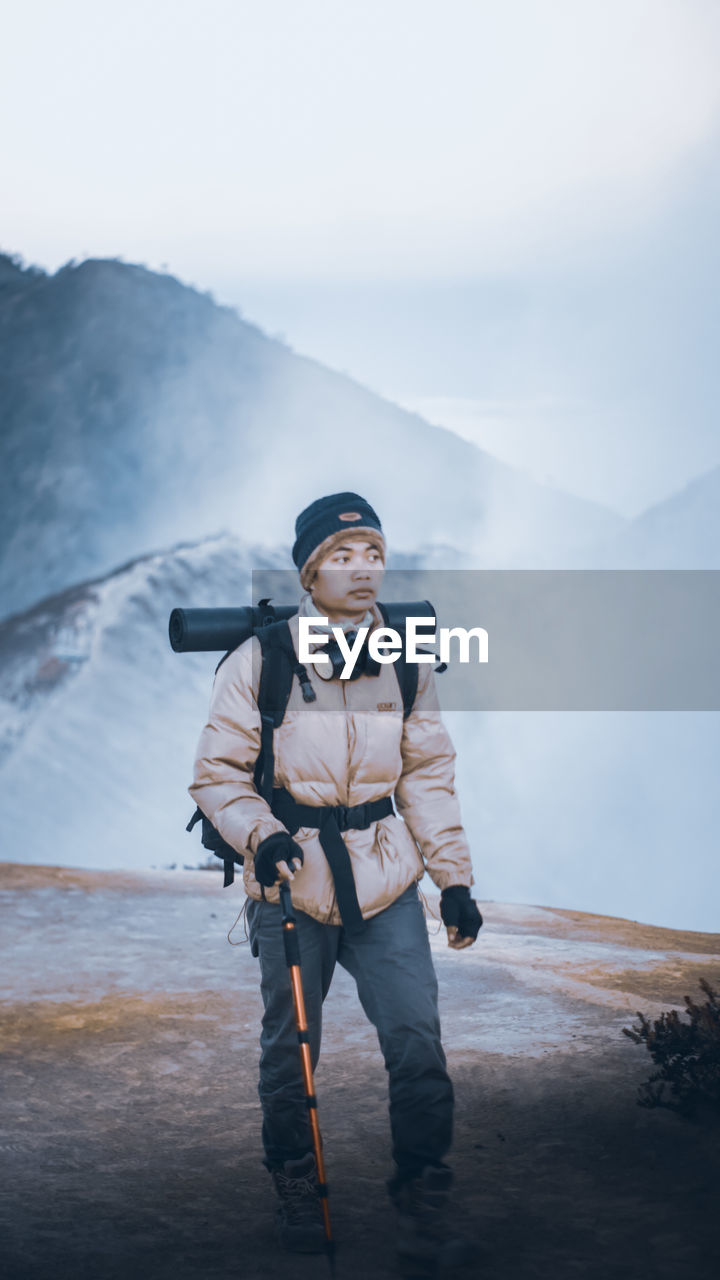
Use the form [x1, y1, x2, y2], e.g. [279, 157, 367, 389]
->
[253, 832, 304, 888]
[440, 885, 483, 939]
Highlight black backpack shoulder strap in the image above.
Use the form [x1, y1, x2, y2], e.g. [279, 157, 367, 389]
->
[212, 599, 276, 675]
[254, 619, 299, 803]
[257, 619, 295, 717]
[393, 628, 419, 720]
[214, 647, 234, 674]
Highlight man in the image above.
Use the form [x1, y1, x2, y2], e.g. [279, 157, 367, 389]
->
[190, 492, 482, 1265]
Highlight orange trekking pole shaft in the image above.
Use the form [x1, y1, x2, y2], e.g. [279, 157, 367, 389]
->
[278, 881, 335, 1264]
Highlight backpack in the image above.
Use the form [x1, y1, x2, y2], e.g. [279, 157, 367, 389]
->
[187, 604, 420, 886]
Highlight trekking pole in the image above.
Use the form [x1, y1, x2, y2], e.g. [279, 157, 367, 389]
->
[278, 881, 336, 1271]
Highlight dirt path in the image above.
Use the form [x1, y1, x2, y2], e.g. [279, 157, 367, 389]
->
[2, 865, 719, 1280]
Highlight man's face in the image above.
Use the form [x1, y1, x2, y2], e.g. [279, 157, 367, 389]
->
[311, 538, 385, 622]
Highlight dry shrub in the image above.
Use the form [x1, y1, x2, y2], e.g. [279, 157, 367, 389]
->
[623, 979, 720, 1116]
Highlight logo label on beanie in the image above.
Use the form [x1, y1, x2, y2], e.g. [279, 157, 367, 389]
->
[338, 512, 362, 521]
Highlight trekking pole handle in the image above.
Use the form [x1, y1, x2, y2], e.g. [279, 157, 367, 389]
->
[279, 882, 302, 967]
[279, 880, 296, 925]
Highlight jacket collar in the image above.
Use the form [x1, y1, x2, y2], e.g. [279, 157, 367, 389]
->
[295, 592, 382, 683]
[298, 590, 378, 634]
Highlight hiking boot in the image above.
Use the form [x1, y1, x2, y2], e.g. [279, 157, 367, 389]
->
[389, 1165, 473, 1275]
[271, 1152, 327, 1254]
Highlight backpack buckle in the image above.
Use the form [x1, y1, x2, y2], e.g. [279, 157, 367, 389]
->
[334, 803, 369, 831]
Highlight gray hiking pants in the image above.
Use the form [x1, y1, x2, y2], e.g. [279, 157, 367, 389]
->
[246, 882, 453, 1176]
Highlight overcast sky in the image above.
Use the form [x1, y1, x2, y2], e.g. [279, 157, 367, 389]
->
[3, 0, 720, 512]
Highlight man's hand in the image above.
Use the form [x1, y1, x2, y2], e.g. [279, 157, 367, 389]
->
[440, 885, 483, 950]
[254, 832, 304, 887]
[446, 925, 475, 951]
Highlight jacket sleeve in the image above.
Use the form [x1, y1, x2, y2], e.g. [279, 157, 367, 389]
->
[394, 662, 474, 892]
[188, 639, 287, 857]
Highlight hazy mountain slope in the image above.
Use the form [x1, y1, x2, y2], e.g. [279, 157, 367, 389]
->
[587, 463, 720, 568]
[1, 534, 717, 931]
[0, 254, 623, 620]
[0, 534, 271, 867]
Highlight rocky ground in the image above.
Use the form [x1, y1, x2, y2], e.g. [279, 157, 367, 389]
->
[1, 863, 719, 1280]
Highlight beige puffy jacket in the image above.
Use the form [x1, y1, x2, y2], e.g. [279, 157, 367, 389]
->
[189, 596, 473, 923]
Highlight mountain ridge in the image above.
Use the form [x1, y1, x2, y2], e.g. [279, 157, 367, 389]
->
[0, 252, 624, 620]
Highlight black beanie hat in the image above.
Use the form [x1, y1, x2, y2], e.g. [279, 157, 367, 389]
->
[292, 492, 384, 583]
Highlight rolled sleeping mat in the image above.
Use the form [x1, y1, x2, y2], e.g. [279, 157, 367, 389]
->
[169, 600, 436, 653]
[169, 605, 295, 653]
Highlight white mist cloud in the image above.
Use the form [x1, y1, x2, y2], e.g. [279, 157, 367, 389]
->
[3, 0, 720, 278]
